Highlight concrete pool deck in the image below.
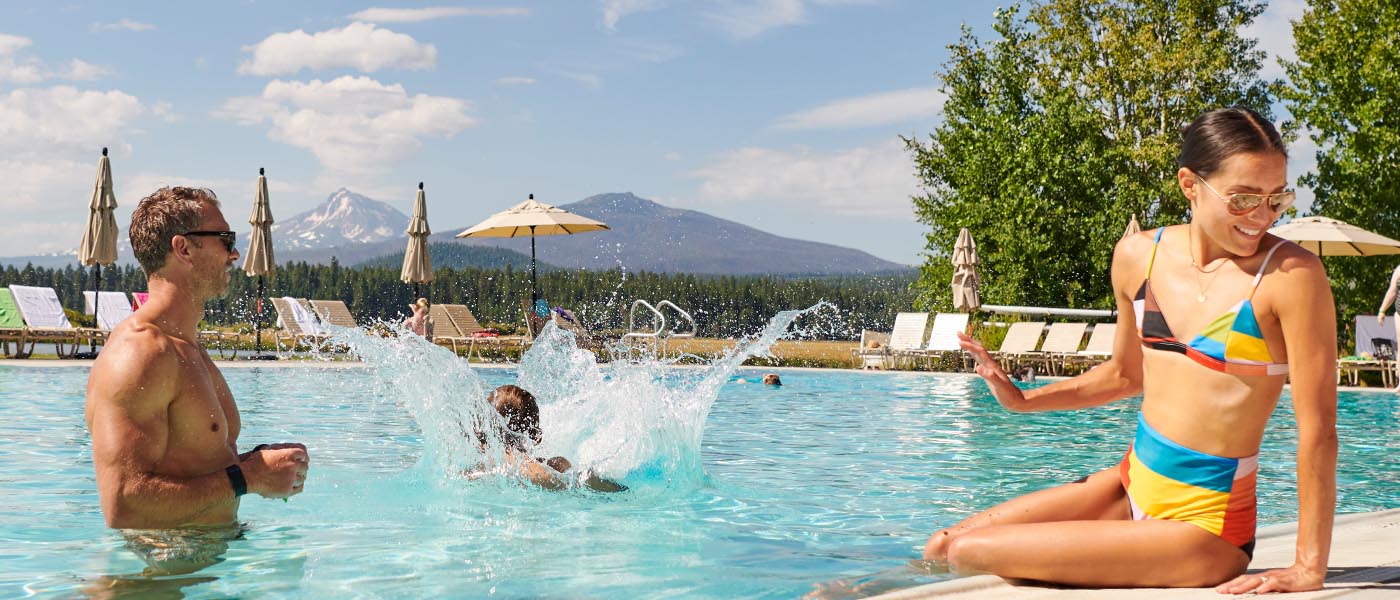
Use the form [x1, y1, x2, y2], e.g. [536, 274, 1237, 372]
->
[875, 508, 1400, 599]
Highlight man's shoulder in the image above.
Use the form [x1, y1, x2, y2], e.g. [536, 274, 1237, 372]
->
[97, 318, 182, 376]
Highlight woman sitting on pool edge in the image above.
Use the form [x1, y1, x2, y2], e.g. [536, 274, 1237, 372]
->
[475, 385, 626, 493]
[924, 107, 1336, 594]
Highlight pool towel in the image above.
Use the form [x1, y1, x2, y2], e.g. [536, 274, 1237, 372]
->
[132, 292, 149, 310]
[0, 289, 24, 328]
[9, 285, 73, 329]
[83, 291, 135, 329]
[283, 297, 322, 335]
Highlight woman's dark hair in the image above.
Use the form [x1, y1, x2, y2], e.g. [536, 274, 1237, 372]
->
[1178, 107, 1287, 177]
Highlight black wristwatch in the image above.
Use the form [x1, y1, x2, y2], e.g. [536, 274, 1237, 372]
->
[225, 464, 248, 497]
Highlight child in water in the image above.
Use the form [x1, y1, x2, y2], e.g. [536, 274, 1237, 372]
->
[482, 385, 626, 492]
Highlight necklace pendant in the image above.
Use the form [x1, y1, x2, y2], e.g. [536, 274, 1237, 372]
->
[1197, 293, 1207, 303]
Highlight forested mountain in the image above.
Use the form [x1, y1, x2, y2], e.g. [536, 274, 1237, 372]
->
[0, 261, 915, 339]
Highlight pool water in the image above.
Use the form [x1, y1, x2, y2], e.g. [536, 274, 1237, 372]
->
[1, 317, 1397, 598]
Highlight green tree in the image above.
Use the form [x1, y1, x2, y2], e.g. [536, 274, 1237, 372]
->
[906, 1, 1274, 311]
[1280, 0, 1400, 337]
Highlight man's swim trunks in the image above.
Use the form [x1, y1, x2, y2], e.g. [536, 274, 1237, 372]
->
[1119, 413, 1257, 557]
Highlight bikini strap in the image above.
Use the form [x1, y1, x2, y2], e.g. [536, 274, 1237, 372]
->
[1144, 227, 1165, 279]
[1249, 241, 1287, 298]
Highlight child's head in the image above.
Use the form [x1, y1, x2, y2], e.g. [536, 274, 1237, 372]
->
[488, 385, 543, 450]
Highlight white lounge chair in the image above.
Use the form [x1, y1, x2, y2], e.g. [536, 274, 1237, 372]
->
[887, 312, 930, 369]
[853, 328, 892, 369]
[991, 321, 1046, 373]
[1036, 322, 1089, 375]
[1071, 323, 1118, 370]
[9, 285, 87, 358]
[923, 312, 971, 366]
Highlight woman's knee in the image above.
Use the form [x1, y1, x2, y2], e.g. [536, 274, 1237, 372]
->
[943, 530, 997, 574]
[922, 528, 958, 561]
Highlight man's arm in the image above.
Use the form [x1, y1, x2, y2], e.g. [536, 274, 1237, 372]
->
[87, 331, 238, 528]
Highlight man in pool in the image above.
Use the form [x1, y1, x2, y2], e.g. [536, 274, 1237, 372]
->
[85, 187, 309, 530]
[482, 385, 626, 492]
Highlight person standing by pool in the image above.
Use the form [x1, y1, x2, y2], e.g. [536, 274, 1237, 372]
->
[924, 108, 1337, 594]
[1375, 264, 1400, 392]
[85, 187, 309, 530]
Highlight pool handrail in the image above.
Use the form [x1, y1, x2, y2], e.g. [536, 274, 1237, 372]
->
[624, 299, 665, 340]
[656, 300, 695, 339]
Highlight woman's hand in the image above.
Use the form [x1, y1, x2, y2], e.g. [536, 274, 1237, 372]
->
[957, 331, 1028, 411]
[1214, 564, 1325, 594]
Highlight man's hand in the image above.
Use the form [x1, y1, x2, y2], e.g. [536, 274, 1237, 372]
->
[1214, 564, 1326, 595]
[240, 443, 309, 499]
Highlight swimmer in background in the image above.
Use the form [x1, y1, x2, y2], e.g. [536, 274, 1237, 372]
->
[762, 373, 782, 386]
[478, 385, 626, 493]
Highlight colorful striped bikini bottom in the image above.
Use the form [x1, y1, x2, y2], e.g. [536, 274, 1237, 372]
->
[1118, 413, 1258, 557]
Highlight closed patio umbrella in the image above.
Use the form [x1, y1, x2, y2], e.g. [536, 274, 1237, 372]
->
[76, 147, 119, 358]
[243, 167, 276, 359]
[951, 227, 981, 313]
[1121, 214, 1141, 239]
[1269, 216, 1400, 256]
[401, 182, 433, 298]
[455, 194, 609, 308]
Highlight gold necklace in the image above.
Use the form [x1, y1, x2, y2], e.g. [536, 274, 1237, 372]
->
[1187, 227, 1226, 302]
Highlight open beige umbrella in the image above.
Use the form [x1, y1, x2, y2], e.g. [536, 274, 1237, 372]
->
[951, 227, 981, 312]
[456, 194, 609, 308]
[76, 147, 119, 358]
[1269, 216, 1400, 256]
[401, 182, 433, 297]
[1121, 214, 1142, 240]
[243, 167, 276, 358]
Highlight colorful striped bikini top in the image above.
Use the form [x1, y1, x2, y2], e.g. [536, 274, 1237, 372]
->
[1134, 228, 1289, 377]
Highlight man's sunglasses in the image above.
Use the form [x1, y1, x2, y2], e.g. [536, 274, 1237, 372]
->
[1193, 173, 1296, 216]
[182, 230, 237, 252]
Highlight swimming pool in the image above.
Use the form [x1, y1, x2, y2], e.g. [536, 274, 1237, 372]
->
[1, 323, 1397, 598]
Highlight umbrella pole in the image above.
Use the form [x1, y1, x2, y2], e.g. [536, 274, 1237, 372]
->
[414, 282, 420, 298]
[530, 226, 538, 310]
[90, 264, 101, 352]
[255, 276, 263, 354]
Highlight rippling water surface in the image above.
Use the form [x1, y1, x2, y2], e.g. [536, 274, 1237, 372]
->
[1, 316, 1396, 598]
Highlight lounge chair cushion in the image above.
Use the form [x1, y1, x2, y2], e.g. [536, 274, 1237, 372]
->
[0, 289, 23, 328]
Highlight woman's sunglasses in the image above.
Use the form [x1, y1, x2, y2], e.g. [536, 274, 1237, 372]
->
[1193, 173, 1296, 216]
[182, 230, 237, 252]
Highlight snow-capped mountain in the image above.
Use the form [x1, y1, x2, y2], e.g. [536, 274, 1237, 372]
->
[272, 188, 409, 250]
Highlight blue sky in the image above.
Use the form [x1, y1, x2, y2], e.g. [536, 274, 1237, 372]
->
[0, 0, 1306, 264]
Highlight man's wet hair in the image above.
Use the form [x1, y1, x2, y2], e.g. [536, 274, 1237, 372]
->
[488, 385, 543, 450]
[129, 187, 221, 275]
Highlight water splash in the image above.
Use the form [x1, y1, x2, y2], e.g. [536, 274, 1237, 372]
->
[325, 301, 835, 492]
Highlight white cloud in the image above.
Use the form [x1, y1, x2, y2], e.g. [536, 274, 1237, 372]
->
[59, 59, 109, 81]
[775, 86, 944, 130]
[688, 139, 917, 218]
[90, 19, 156, 32]
[238, 22, 437, 76]
[603, 0, 666, 30]
[151, 100, 179, 123]
[215, 76, 476, 176]
[0, 86, 144, 155]
[663, 151, 681, 161]
[704, 0, 880, 38]
[560, 71, 603, 90]
[1243, 0, 1304, 80]
[495, 76, 536, 86]
[706, 0, 805, 38]
[0, 34, 32, 54]
[1288, 128, 1320, 214]
[348, 6, 531, 23]
[1, 35, 112, 85]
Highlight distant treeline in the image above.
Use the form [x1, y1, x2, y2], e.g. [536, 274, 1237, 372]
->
[0, 260, 916, 340]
